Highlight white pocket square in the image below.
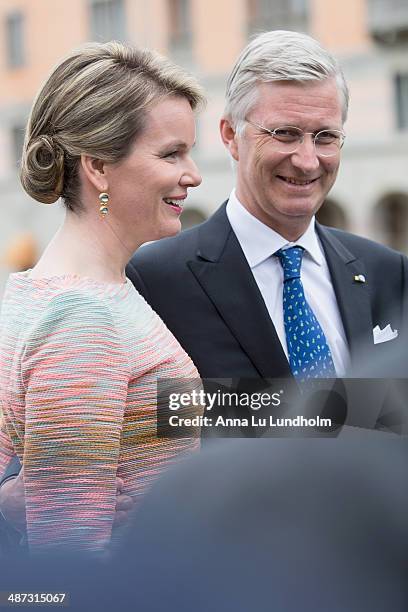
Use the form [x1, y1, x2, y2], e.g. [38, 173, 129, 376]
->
[373, 324, 398, 345]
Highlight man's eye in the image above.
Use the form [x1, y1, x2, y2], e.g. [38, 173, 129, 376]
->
[163, 150, 178, 159]
[315, 131, 339, 144]
[273, 129, 300, 143]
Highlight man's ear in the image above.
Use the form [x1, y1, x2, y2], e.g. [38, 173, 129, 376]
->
[80, 155, 108, 192]
[220, 118, 240, 161]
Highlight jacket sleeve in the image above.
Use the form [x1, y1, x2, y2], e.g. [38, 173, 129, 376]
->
[21, 291, 129, 553]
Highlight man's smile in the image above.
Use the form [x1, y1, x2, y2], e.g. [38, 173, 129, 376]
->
[277, 176, 320, 186]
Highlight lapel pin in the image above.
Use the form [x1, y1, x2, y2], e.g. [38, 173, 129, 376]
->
[353, 274, 366, 283]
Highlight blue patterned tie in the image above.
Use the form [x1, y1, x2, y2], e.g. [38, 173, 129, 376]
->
[275, 246, 336, 380]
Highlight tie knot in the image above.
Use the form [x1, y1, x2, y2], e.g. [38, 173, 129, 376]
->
[275, 246, 304, 281]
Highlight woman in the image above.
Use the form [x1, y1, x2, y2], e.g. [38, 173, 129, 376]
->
[0, 42, 204, 553]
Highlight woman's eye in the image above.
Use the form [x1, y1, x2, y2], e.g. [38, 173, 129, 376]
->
[163, 150, 178, 159]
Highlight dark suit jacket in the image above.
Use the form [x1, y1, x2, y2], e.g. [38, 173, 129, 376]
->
[127, 201, 408, 379]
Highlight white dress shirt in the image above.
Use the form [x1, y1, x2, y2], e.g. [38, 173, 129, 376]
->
[226, 190, 350, 376]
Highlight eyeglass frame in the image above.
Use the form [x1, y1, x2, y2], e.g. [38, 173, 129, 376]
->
[245, 120, 346, 157]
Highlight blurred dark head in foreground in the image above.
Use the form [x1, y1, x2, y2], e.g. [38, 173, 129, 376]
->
[2, 431, 408, 612]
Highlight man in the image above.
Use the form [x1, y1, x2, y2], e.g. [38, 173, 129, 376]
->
[1, 30, 407, 536]
[127, 30, 407, 380]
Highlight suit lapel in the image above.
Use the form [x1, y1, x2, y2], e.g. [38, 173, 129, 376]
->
[186, 206, 372, 374]
[317, 224, 373, 362]
[188, 204, 291, 378]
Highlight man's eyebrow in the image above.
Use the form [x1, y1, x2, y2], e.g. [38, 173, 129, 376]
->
[314, 126, 342, 131]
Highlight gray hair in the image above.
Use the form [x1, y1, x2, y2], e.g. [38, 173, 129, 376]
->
[224, 30, 349, 133]
[21, 41, 205, 211]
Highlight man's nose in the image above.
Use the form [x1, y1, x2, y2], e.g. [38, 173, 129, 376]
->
[290, 135, 320, 173]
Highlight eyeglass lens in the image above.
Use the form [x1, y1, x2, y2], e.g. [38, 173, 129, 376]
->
[272, 127, 343, 156]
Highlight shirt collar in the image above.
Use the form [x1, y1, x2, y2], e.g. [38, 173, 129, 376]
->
[226, 189, 324, 268]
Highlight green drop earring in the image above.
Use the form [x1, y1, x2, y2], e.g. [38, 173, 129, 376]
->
[99, 192, 109, 216]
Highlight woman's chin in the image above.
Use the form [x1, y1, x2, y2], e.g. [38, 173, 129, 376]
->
[138, 219, 182, 245]
[158, 219, 182, 240]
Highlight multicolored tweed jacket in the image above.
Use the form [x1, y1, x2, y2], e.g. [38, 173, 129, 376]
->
[0, 272, 201, 553]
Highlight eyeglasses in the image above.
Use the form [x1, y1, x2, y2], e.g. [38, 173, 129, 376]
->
[245, 120, 345, 157]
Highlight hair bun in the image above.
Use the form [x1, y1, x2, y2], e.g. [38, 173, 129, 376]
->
[20, 134, 65, 204]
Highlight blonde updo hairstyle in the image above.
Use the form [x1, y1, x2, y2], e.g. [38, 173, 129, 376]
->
[20, 41, 205, 211]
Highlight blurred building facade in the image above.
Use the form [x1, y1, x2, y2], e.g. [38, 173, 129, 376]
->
[0, 0, 408, 290]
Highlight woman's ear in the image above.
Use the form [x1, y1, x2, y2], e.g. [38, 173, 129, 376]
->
[80, 155, 108, 192]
